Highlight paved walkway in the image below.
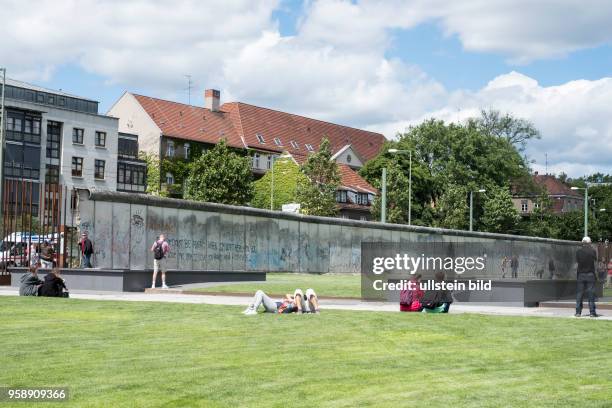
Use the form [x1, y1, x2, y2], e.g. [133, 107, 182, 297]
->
[1, 286, 609, 320]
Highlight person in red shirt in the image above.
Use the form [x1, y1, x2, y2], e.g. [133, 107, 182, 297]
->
[400, 274, 424, 312]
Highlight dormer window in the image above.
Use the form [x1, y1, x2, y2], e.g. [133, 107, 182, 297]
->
[274, 137, 282, 146]
[290, 140, 299, 149]
[256, 133, 265, 144]
[305, 144, 314, 152]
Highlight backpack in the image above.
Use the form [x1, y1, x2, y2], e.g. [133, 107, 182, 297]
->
[153, 241, 165, 260]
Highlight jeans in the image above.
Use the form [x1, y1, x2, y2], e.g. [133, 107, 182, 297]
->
[576, 273, 596, 315]
[81, 254, 92, 268]
[250, 290, 278, 313]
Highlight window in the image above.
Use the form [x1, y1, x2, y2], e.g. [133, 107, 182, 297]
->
[45, 164, 60, 184]
[58, 97, 66, 107]
[356, 193, 369, 205]
[252, 153, 260, 168]
[360, 215, 367, 221]
[184, 143, 190, 159]
[273, 137, 282, 146]
[72, 157, 83, 177]
[166, 140, 175, 157]
[256, 133, 265, 144]
[95, 131, 106, 147]
[166, 172, 174, 185]
[336, 190, 348, 203]
[267, 155, 272, 169]
[346, 154, 352, 163]
[305, 144, 314, 152]
[73, 128, 84, 144]
[534, 202, 540, 209]
[117, 162, 146, 192]
[290, 140, 299, 149]
[24, 119, 32, 134]
[118, 137, 138, 158]
[521, 200, 528, 213]
[46, 121, 62, 159]
[94, 160, 105, 179]
[32, 118, 41, 135]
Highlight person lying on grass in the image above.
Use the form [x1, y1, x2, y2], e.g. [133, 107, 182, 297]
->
[243, 288, 320, 315]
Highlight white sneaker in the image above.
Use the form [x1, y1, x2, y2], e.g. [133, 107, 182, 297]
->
[162, 284, 169, 289]
[244, 308, 257, 315]
[151, 285, 156, 289]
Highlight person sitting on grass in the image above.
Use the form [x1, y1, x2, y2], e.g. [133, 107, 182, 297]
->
[19, 265, 43, 296]
[421, 271, 453, 313]
[399, 273, 423, 312]
[293, 288, 320, 314]
[38, 268, 68, 298]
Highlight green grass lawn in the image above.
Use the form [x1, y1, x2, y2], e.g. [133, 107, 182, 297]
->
[1, 297, 611, 407]
[192, 272, 361, 298]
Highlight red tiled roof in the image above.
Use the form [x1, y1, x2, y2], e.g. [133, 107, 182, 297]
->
[131, 94, 386, 162]
[338, 164, 377, 194]
[224, 102, 385, 161]
[132, 94, 244, 148]
[286, 154, 377, 195]
[533, 174, 582, 197]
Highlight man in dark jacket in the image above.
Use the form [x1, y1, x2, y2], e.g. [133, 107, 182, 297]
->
[78, 232, 94, 268]
[19, 266, 43, 296]
[575, 237, 599, 317]
[38, 269, 68, 297]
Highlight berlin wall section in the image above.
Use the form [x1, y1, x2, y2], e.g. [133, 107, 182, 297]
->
[78, 191, 581, 277]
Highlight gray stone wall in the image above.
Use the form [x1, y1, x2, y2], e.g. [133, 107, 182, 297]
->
[78, 191, 580, 276]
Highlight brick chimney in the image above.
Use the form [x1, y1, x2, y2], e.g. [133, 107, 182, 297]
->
[205, 89, 220, 112]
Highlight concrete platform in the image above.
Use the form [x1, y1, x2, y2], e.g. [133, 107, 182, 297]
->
[8, 267, 266, 292]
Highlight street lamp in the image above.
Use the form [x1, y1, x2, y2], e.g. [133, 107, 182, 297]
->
[469, 189, 486, 232]
[571, 186, 588, 238]
[270, 153, 291, 210]
[388, 148, 412, 225]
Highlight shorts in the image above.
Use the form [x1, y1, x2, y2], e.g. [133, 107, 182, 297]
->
[154, 258, 167, 273]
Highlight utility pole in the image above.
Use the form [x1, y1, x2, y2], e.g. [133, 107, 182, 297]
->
[0, 67, 6, 212]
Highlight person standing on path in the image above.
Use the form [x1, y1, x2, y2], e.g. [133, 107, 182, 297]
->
[151, 234, 170, 289]
[575, 237, 600, 318]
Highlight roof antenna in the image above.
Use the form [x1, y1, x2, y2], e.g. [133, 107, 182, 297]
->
[184, 74, 193, 105]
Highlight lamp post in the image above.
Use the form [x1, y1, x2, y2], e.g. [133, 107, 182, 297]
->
[571, 186, 588, 238]
[469, 189, 486, 232]
[381, 167, 387, 223]
[388, 149, 412, 225]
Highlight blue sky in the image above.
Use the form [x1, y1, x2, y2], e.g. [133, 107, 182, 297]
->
[2, 0, 611, 176]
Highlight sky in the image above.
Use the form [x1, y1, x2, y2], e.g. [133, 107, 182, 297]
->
[1, 0, 611, 177]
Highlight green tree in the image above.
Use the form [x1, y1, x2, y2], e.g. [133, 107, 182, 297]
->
[140, 152, 165, 196]
[296, 138, 340, 216]
[184, 140, 253, 205]
[251, 156, 308, 210]
[518, 191, 560, 238]
[370, 163, 411, 223]
[360, 119, 529, 227]
[480, 186, 520, 233]
[473, 109, 541, 152]
[434, 184, 469, 230]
